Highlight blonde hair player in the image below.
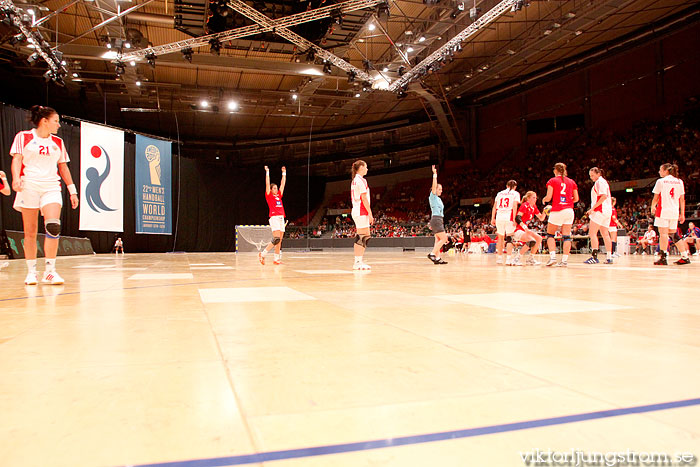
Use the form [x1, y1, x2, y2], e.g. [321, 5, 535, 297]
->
[542, 162, 579, 267]
[427, 165, 448, 265]
[259, 165, 286, 265]
[350, 160, 372, 270]
[491, 180, 520, 265]
[650, 163, 688, 265]
[513, 191, 547, 266]
[10, 105, 79, 285]
[584, 167, 614, 264]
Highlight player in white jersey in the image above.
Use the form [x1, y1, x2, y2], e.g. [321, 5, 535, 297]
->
[10, 106, 79, 285]
[491, 180, 520, 265]
[584, 167, 614, 264]
[650, 163, 688, 265]
[0, 171, 9, 270]
[350, 160, 372, 270]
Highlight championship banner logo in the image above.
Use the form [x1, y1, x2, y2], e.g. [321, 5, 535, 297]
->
[135, 135, 172, 235]
[79, 122, 124, 232]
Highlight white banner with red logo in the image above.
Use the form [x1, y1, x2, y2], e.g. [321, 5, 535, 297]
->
[79, 122, 124, 232]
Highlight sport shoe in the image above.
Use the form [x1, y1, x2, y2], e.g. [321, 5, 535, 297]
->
[434, 258, 448, 265]
[612, 252, 620, 258]
[674, 257, 691, 265]
[41, 271, 64, 285]
[545, 258, 557, 267]
[693, 252, 699, 257]
[511, 256, 523, 266]
[654, 257, 667, 266]
[24, 272, 38, 285]
[554, 261, 568, 267]
[505, 259, 513, 266]
[496, 256, 503, 265]
[353, 262, 371, 270]
[273, 259, 282, 265]
[526, 256, 540, 266]
[604, 259, 614, 264]
[258, 252, 265, 265]
[584, 256, 599, 264]
[427, 253, 437, 263]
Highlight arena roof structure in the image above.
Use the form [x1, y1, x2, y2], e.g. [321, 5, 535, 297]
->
[1, 0, 698, 142]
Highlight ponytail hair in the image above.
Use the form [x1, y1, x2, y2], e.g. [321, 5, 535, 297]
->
[29, 105, 57, 126]
[590, 166, 604, 176]
[554, 162, 567, 177]
[661, 163, 679, 177]
[351, 160, 366, 179]
[611, 196, 616, 206]
[506, 179, 517, 190]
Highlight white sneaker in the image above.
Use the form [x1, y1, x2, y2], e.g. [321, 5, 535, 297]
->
[555, 261, 568, 267]
[511, 256, 523, 266]
[24, 272, 38, 285]
[42, 270, 64, 285]
[545, 258, 557, 267]
[693, 252, 699, 257]
[612, 252, 620, 258]
[360, 262, 371, 270]
[526, 256, 540, 266]
[496, 256, 503, 265]
[353, 262, 371, 270]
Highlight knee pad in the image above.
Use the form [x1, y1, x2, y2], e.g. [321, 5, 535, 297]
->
[546, 233, 555, 240]
[361, 235, 370, 247]
[45, 219, 61, 239]
[354, 234, 363, 246]
[562, 235, 572, 242]
[271, 237, 281, 245]
[528, 241, 536, 248]
[504, 235, 513, 244]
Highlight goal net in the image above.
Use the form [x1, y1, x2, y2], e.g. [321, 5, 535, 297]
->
[236, 225, 272, 252]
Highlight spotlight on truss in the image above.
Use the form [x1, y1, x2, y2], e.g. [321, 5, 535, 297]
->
[323, 61, 332, 74]
[145, 53, 156, 68]
[347, 70, 356, 83]
[182, 47, 193, 63]
[209, 38, 221, 56]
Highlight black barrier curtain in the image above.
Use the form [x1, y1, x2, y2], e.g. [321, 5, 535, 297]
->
[1, 102, 326, 253]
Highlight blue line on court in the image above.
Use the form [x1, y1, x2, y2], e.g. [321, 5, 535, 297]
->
[126, 397, 700, 467]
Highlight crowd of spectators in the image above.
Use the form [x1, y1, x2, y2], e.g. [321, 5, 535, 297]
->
[313, 107, 700, 240]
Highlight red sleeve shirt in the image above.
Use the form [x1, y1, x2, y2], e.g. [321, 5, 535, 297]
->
[265, 192, 285, 218]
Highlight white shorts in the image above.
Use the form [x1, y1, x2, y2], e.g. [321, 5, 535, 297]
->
[496, 219, 516, 236]
[513, 230, 527, 242]
[609, 227, 618, 233]
[548, 208, 574, 226]
[13, 181, 62, 212]
[589, 211, 612, 228]
[654, 217, 678, 230]
[269, 215, 286, 232]
[352, 213, 370, 230]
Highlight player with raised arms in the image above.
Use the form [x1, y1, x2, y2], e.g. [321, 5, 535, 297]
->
[10, 105, 79, 285]
[259, 165, 286, 265]
[650, 163, 688, 265]
[427, 165, 448, 265]
[351, 160, 372, 270]
[542, 162, 579, 267]
[513, 191, 547, 266]
[584, 167, 613, 264]
[491, 180, 520, 265]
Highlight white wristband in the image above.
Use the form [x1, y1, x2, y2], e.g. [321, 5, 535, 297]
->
[67, 184, 77, 195]
[433, 174, 438, 178]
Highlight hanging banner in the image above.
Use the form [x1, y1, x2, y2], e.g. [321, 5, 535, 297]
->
[135, 135, 172, 234]
[79, 122, 124, 232]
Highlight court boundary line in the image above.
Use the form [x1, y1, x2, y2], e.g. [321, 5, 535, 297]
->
[124, 397, 700, 467]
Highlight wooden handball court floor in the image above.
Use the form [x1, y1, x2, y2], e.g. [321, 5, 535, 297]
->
[1, 250, 699, 467]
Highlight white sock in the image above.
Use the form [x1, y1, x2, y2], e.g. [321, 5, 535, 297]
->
[562, 255, 569, 262]
[261, 249, 268, 257]
[606, 252, 612, 260]
[506, 255, 512, 262]
[682, 251, 689, 259]
[355, 256, 362, 263]
[550, 251, 556, 259]
[26, 259, 37, 273]
[274, 254, 280, 261]
[45, 258, 56, 272]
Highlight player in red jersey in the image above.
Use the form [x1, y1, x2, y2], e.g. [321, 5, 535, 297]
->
[650, 163, 688, 265]
[513, 191, 547, 266]
[608, 197, 625, 257]
[259, 165, 286, 265]
[541, 162, 579, 267]
[0, 170, 10, 196]
[351, 160, 373, 270]
[10, 106, 79, 285]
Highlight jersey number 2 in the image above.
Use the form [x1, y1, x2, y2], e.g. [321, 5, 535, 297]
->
[560, 183, 567, 195]
[38, 145, 48, 155]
